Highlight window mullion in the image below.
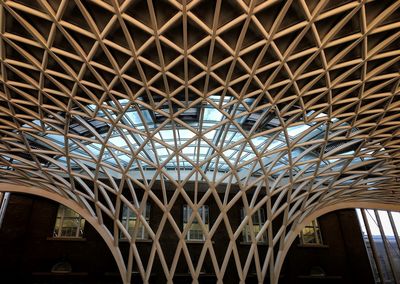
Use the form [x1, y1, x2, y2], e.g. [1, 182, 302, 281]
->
[59, 207, 65, 237]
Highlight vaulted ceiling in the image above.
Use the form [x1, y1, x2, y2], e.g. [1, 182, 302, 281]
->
[0, 0, 400, 283]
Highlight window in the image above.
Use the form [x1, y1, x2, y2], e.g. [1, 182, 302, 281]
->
[241, 207, 267, 243]
[183, 205, 209, 241]
[299, 219, 323, 245]
[53, 205, 85, 238]
[121, 202, 150, 240]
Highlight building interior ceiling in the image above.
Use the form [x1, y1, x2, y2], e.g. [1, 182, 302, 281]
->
[0, 0, 399, 283]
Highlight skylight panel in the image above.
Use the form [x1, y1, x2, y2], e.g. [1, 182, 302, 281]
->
[231, 132, 244, 142]
[156, 147, 169, 157]
[182, 147, 194, 155]
[338, 150, 355, 156]
[242, 153, 256, 161]
[159, 130, 174, 140]
[316, 112, 328, 118]
[287, 124, 311, 137]
[209, 95, 232, 103]
[32, 100, 351, 176]
[109, 136, 128, 148]
[267, 140, 283, 150]
[225, 149, 236, 156]
[87, 104, 97, 111]
[86, 144, 101, 155]
[118, 154, 132, 165]
[178, 129, 196, 140]
[126, 111, 143, 125]
[198, 147, 209, 155]
[204, 108, 224, 121]
[251, 136, 266, 147]
[203, 130, 216, 140]
[127, 135, 141, 145]
[47, 134, 65, 144]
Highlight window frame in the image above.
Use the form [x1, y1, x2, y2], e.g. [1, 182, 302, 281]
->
[241, 207, 267, 244]
[53, 205, 85, 238]
[183, 204, 209, 242]
[299, 219, 324, 246]
[120, 202, 151, 241]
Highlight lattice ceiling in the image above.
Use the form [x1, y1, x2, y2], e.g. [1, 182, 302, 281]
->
[0, 0, 400, 283]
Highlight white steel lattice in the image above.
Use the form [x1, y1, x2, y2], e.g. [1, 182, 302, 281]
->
[0, 0, 400, 283]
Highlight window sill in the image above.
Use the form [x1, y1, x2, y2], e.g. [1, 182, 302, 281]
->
[240, 242, 268, 246]
[32, 271, 89, 280]
[185, 240, 215, 244]
[174, 272, 216, 277]
[32, 272, 89, 276]
[47, 237, 87, 242]
[297, 243, 329, 248]
[119, 239, 152, 243]
[298, 275, 342, 279]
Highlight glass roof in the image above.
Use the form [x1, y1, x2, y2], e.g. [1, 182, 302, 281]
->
[18, 96, 375, 181]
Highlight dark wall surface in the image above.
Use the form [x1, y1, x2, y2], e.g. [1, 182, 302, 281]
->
[0, 194, 120, 284]
[280, 209, 374, 284]
[0, 193, 374, 283]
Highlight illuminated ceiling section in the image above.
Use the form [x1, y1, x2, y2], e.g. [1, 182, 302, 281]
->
[11, 98, 377, 184]
[0, 0, 400, 283]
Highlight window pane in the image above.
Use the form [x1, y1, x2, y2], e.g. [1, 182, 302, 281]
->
[300, 219, 323, 245]
[184, 205, 209, 241]
[120, 202, 150, 240]
[241, 207, 267, 243]
[63, 208, 80, 218]
[53, 205, 85, 238]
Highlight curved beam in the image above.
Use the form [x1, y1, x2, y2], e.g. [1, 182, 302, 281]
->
[0, 183, 127, 284]
[0, 1, 399, 282]
[274, 201, 400, 284]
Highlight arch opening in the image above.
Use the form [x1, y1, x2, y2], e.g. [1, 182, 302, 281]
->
[274, 202, 400, 284]
[0, 183, 128, 284]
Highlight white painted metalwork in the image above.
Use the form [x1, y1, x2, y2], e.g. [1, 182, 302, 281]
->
[358, 209, 400, 283]
[0, 192, 10, 228]
[0, 1, 399, 283]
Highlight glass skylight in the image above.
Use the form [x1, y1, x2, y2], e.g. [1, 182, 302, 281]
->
[18, 98, 368, 181]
